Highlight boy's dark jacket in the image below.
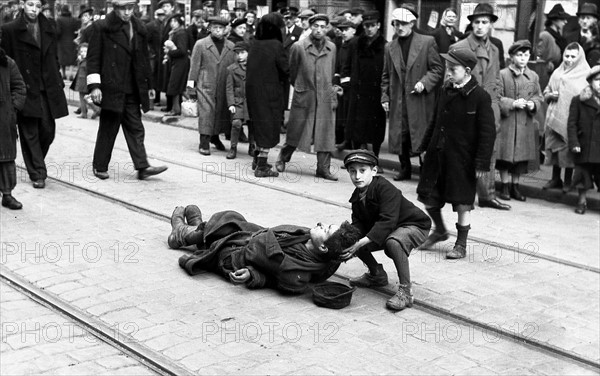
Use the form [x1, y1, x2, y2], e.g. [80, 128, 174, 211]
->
[350, 176, 431, 246]
[179, 211, 340, 294]
[567, 86, 600, 164]
[417, 77, 496, 205]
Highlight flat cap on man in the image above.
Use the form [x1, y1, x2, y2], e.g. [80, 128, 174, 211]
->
[337, 19, 357, 29]
[349, 8, 364, 15]
[362, 10, 380, 24]
[400, 3, 419, 18]
[308, 13, 329, 25]
[441, 47, 478, 70]
[157, 0, 175, 8]
[391, 8, 416, 23]
[330, 15, 346, 26]
[207, 16, 228, 26]
[344, 150, 379, 167]
[587, 65, 600, 82]
[233, 41, 250, 52]
[231, 17, 246, 28]
[508, 40, 532, 55]
[79, 8, 93, 17]
[113, 0, 137, 6]
[233, 3, 247, 11]
[298, 9, 315, 19]
[202, 0, 215, 7]
[191, 9, 202, 17]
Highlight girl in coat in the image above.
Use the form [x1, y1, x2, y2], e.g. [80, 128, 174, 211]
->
[543, 43, 590, 192]
[497, 40, 543, 201]
[70, 43, 100, 119]
[0, 45, 26, 209]
[567, 65, 600, 214]
[163, 14, 189, 116]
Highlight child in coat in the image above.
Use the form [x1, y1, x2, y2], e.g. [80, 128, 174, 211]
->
[416, 47, 496, 259]
[567, 65, 600, 214]
[340, 150, 431, 311]
[70, 43, 100, 119]
[225, 41, 250, 160]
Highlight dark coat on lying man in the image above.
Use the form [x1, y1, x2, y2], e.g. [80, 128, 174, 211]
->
[178, 211, 341, 294]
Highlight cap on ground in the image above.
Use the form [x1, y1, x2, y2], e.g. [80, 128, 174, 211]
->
[441, 47, 478, 70]
[207, 16, 228, 26]
[362, 10, 380, 24]
[467, 3, 498, 22]
[344, 150, 379, 167]
[298, 9, 315, 19]
[508, 39, 532, 55]
[391, 8, 416, 23]
[308, 13, 328, 25]
[587, 65, 600, 82]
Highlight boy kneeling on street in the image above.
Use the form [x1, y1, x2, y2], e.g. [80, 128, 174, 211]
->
[340, 150, 431, 311]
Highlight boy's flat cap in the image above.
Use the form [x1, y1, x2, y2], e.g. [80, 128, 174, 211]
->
[344, 150, 379, 167]
[441, 47, 478, 70]
[508, 40, 532, 55]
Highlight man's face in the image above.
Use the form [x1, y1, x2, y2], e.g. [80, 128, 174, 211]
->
[579, 15, 598, 31]
[347, 163, 376, 190]
[115, 4, 135, 22]
[310, 20, 328, 39]
[564, 48, 579, 67]
[204, 6, 214, 16]
[23, 0, 41, 21]
[471, 16, 492, 38]
[445, 61, 468, 84]
[591, 75, 600, 95]
[284, 15, 295, 28]
[300, 17, 309, 29]
[42, 9, 52, 18]
[192, 16, 202, 26]
[246, 13, 255, 24]
[81, 12, 91, 24]
[350, 13, 362, 24]
[511, 50, 530, 69]
[235, 9, 244, 19]
[363, 21, 379, 37]
[161, 3, 173, 15]
[210, 23, 225, 39]
[220, 9, 230, 20]
[393, 20, 413, 37]
[310, 223, 340, 249]
[340, 26, 356, 41]
[342, 12, 352, 21]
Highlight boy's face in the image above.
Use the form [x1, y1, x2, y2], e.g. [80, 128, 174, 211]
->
[445, 61, 468, 84]
[363, 21, 380, 37]
[511, 49, 530, 69]
[236, 50, 248, 62]
[340, 26, 356, 41]
[309, 223, 340, 250]
[347, 162, 377, 190]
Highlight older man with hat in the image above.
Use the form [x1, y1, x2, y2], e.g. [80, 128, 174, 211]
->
[188, 17, 236, 155]
[341, 10, 388, 161]
[538, 4, 571, 75]
[282, 6, 302, 50]
[1, 0, 68, 189]
[187, 9, 209, 50]
[333, 19, 357, 148]
[449, 3, 508, 210]
[277, 13, 339, 180]
[233, 3, 247, 20]
[202, 1, 215, 17]
[565, 3, 599, 67]
[381, 7, 443, 182]
[297, 9, 315, 41]
[85, 0, 168, 181]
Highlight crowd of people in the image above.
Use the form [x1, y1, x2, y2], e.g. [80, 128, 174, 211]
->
[0, 0, 598, 312]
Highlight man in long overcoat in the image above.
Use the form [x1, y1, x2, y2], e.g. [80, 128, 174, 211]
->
[381, 8, 443, 181]
[86, 0, 167, 181]
[55, 5, 79, 78]
[1, 1, 68, 189]
[450, 3, 509, 211]
[276, 14, 339, 181]
[146, 8, 165, 106]
[343, 11, 387, 159]
[188, 17, 236, 155]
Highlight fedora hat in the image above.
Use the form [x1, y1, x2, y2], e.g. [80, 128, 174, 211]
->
[467, 3, 498, 23]
[546, 4, 570, 20]
[577, 3, 599, 18]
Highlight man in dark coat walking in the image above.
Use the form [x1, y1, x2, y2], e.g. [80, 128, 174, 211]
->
[146, 8, 166, 106]
[1, 1, 69, 189]
[86, 0, 167, 181]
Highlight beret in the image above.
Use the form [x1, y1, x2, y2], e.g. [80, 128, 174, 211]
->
[344, 150, 379, 167]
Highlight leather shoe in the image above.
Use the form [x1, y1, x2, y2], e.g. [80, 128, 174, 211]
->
[575, 202, 587, 215]
[138, 165, 168, 180]
[542, 178, 563, 190]
[417, 231, 449, 250]
[199, 148, 211, 156]
[2, 195, 22, 210]
[211, 139, 226, 151]
[393, 170, 411, 181]
[275, 160, 285, 173]
[93, 169, 109, 180]
[479, 199, 511, 210]
[510, 184, 526, 201]
[32, 179, 45, 189]
[446, 244, 466, 259]
[315, 171, 338, 181]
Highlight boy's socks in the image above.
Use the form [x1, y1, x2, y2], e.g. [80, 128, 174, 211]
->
[455, 223, 471, 248]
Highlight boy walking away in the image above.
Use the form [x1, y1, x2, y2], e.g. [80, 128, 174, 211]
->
[340, 150, 431, 311]
[416, 48, 496, 259]
[567, 65, 600, 215]
[225, 41, 250, 160]
[70, 43, 100, 119]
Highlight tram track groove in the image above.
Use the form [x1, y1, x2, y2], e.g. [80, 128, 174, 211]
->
[13, 165, 599, 371]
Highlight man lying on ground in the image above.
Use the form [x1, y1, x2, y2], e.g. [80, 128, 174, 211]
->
[168, 206, 362, 294]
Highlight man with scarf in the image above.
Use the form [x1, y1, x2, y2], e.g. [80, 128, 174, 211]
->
[168, 205, 362, 293]
[538, 4, 570, 76]
[449, 3, 508, 211]
[87, 0, 167, 181]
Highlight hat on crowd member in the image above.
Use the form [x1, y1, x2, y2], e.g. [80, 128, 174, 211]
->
[308, 13, 329, 25]
[576, 3, 599, 18]
[338, 9, 351, 16]
[79, 8, 93, 18]
[330, 15, 346, 27]
[337, 19, 357, 30]
[344, 150, 379, 167]
[391, 8, 416, 23]
[112, 0, 136, 7]
[298, 9, 315, 19]
[281, 6, 298, 17]
[545, 4, 570, 20]
[207, 16, 228, 26]
[441, 47, 478, 70]
[275, 1, 287, 11]
[400, 3, 419, 19]
[231, 17, 247, 28]
[508, 40, 532, 55]
[41, 3, 51, 11]
[362, 10, 380, 25]
[233, 40, 250, 52]
[349, 8, 364, 16]
[157, 0, 175, 8]
[168, 13, 185, 26]
[586, 65, 600, 82]
[233, 3, 247, 11]
[202, 0, 215, 7]
[191, 9, 203, 17]
[467, 3, 498, 22]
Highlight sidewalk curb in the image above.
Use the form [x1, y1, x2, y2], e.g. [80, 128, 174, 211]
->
[66, 98, 599, 211]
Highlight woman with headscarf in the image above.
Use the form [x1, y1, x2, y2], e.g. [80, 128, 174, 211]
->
[543, 42, 590, 191]
[245, 12, 289, 177]
[163, 14, 189, 116]
[431, 8, 463, 54]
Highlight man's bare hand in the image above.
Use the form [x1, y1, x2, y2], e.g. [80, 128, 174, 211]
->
[229, 268, 250, 284]
[91, 88, 102, 105]
[382, 102, 389, 112]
